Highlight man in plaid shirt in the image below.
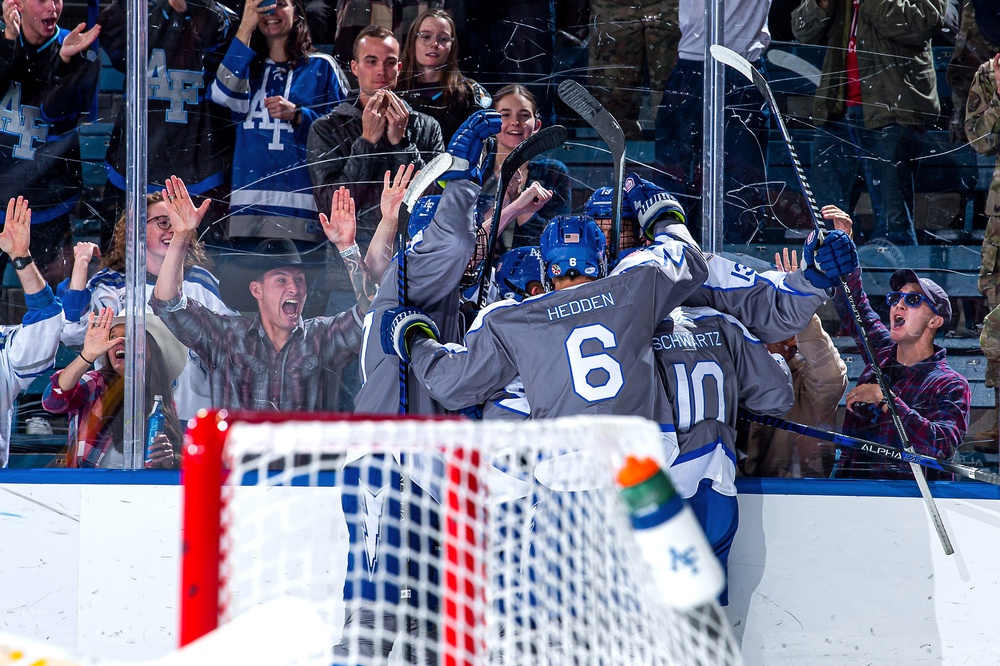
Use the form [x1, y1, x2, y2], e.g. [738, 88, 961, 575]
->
[150, 176, 378, 412]
[827, 210, 970, 479]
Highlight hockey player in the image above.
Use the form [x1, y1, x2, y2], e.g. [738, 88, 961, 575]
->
[0, 0, 100, 281]
[381, 207, 709, 420]
[493, 245, 544, 302]
[0, 196, 65, 467]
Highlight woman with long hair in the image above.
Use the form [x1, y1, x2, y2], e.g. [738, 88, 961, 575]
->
[209, 0, 348, 242]
[489, 84, 571, 249]
[43, 308, 187, 468]
[397, 9, 489, 141]
[59, 187, 236, 420]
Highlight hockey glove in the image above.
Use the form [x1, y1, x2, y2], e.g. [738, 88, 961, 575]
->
[440, 109, 503, 184]
[802, 229, 859, 289]
[381, 306, 441, 363]
[623, 172, 687, 240]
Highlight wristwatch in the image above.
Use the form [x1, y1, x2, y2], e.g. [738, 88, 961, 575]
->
[11, 255, 33, 270]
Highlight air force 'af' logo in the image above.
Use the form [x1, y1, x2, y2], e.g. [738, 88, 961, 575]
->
[360, 482, 388, 580]
[148, 49, 204, 123]
[0, 83, 48, 160]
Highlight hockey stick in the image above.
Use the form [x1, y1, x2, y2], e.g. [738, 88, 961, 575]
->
[558, 79, 627, 260]
[712, 45, 956, 555]
[476, 124, 569, 308]
[739, 410, 1000, 486]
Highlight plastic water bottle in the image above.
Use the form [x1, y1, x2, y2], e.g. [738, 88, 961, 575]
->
[616, 455, 725, 609]
[145, 395, 165, 468]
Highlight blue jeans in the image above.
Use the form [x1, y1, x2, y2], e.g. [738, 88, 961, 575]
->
[654, 58, 771, 244]
[810, 105, 920, 245]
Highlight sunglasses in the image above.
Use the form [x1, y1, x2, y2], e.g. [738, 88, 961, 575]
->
[886, 291, 939, 315]
[147, 215, 171, 230]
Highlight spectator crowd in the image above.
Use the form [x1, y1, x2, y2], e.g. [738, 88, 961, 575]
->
[0, 0, 994, 492]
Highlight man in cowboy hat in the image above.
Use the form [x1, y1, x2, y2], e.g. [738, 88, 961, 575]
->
[150, 176, 379, 412]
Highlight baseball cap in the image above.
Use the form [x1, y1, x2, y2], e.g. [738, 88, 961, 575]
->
[889, 269, 952, 328]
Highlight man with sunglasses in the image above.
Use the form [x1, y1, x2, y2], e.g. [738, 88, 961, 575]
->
[834, 255, 970, 479]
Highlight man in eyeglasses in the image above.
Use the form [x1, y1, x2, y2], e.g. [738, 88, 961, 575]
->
[827, 206, 971, 479]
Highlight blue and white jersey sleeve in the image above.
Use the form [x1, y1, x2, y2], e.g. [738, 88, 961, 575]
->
[9, 285, 63, 390]
[209, 38, 256, 117]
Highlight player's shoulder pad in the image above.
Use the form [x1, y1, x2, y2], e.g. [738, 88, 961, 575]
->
[682, 306, 764, 344]
[466, 297, 519, 335]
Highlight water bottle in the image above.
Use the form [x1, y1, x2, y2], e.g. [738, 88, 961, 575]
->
[145, 395, 165, 468]
[616, 455, 725, 609]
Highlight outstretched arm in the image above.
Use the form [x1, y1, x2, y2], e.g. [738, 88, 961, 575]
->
[1, 197, 45, 296]
[153, 176, 210, 302]
[320, 187, 377, 311]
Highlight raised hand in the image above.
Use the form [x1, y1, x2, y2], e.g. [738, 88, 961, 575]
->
[440, 109, 503, 183]
[380, 163, 415, 222]
[235, 0, 263, 43]
[820, 204, 853, 239]
[361, 90, 389, 144]
[163, 175, 209, 236]
[0, 196, 31, 259]
[59, 22, 101, 63]
[82, 307, 124, 365]
[70, 241, 101, 289]
[319, 186, 357, 251]
[773, 247, 798, 273]
[383, 91, 410, 146]
[3, 0, 21, 40]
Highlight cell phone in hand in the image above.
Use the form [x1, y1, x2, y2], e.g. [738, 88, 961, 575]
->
[259, 0, 276, 14]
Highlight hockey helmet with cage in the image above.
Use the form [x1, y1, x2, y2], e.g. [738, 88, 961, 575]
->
[407, 195, 440, 241]
[540, 215, 607, 285]
[584, 186, 641, 259]
[494, 246, 543, 301]
[584, 186, 637, 221]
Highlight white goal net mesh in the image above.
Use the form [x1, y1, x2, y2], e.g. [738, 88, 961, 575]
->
[191, 414, 742, 665]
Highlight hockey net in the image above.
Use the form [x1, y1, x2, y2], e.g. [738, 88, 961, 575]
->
[180, 410, 743, 665]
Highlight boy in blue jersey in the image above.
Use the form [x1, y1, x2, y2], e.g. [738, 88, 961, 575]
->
[0, 0, 99, 282]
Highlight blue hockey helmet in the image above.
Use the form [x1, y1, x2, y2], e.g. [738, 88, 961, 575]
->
[540, 215, 607, 285]
[584, 186, 637, 221]
[407, 195, 440, 240]
[495, 246, 543, 301]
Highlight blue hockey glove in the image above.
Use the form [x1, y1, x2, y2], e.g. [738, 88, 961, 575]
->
[440, 109, 502, 184]
[381, 306, 441, 363]
[622, 172, 686, 240]
[802, 229, 859, 289]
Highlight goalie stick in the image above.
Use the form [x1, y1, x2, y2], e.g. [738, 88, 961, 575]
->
[739, 410, 1000, 486]
[476, 124, 569, 308]
[711, 44, 956, 555]
[557, 79, 627, 260]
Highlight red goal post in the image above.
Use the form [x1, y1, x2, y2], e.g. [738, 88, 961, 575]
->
[179, 410, 743, 665]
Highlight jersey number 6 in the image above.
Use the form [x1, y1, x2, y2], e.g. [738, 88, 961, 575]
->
[566, 324, 624, 402]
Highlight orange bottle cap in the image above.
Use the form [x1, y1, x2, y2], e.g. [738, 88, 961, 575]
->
[616, 455, 661, 488]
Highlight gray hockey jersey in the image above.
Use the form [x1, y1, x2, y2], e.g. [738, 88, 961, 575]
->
[688, 255, 831, 344]
[354, 180, 480, 414]
[654, 306, 794, 498]
[408, 232, 709, 419]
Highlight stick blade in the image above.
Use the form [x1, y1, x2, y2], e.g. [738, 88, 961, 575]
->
[499, 125, 568, 183]
[558, 80, 626, 155]
[398, 152, 454, 234]
[710, 45, 754, 82]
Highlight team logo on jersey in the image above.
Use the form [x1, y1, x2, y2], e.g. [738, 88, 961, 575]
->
[0, 83, 49, 160]
[246, 88, 293, 151]
[147, 49, 204, 124]
[360, 482, 387, 580]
